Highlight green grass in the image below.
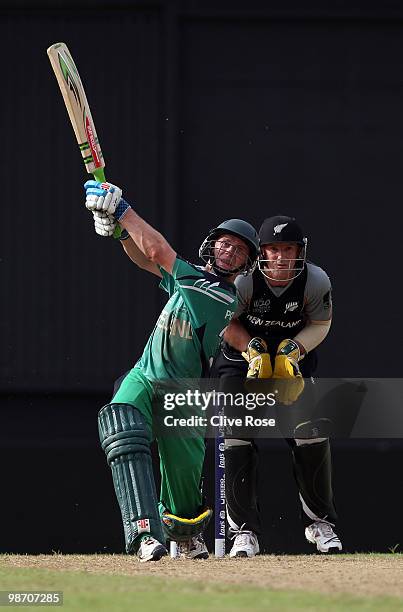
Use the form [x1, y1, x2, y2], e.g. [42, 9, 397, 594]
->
[0, 567, 402, 612]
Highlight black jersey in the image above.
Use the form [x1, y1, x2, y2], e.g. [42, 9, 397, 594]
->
[242, 266, 307, 347]
[221, 262, 331, 374]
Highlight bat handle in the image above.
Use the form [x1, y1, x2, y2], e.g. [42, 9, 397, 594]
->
[92, 167, 106, 183]
[90, 168, 123, 239]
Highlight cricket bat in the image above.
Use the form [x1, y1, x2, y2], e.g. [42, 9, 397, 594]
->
[47, 42, 106, 183]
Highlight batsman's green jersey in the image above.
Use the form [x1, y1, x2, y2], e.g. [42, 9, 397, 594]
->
[113, 256, 238, 517]
[138, 256, 237, 380]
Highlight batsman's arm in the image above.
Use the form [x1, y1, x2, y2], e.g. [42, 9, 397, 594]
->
[225, 321, 272, 379]
[223, 318, 251, 353]
[84, 181, 176, 273]
[223, 276, 253, 351]
[119, 208, 176, 274]
[119, 234, 162, 277]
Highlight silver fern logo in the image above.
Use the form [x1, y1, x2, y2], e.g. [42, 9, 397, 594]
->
[273, 223, 288, 235]
[284, 301, 298, 313]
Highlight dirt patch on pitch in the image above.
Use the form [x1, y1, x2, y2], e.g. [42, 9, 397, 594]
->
[1, 554, 403, 598]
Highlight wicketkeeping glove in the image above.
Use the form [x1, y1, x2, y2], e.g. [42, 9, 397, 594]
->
[84, 180, 131, 221]
[242, 337, 273, 379]
[273, 339, 305, 405]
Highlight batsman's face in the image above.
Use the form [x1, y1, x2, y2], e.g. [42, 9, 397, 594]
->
[214, 234, 249, 271]
[260, 243, 300, 282]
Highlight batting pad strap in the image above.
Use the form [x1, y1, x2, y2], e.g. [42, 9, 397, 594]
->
[160, 507, 212, 541]
[164, 509, 211, 524]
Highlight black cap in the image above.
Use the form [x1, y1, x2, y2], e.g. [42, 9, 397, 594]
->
[259, 215, 305, 245]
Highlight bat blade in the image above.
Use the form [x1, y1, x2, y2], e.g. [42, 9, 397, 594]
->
[47, 42, 105, 182]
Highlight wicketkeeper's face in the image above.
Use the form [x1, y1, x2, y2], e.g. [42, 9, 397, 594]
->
[260, 242, 301, 282]
[213, 234, 249, 272]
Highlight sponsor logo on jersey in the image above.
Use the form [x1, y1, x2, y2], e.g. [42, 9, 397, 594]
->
[136, 518, 150, 534]
[157, 310, 193, 339]
[246, 314, 302, 328]
[284, 301, 299, 313]
[253, 297, 271, 314]
[273, 222, 288, 235]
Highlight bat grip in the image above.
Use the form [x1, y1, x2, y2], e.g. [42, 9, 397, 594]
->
[92, 168, 106, 183]
[90, 167, 122, 239]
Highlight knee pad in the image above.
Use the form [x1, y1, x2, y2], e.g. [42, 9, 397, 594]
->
[99, 402, 151, 464]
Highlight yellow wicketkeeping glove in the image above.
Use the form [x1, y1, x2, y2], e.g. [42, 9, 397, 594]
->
[273, 339, 305, 405]
[242, 337, 272, 379]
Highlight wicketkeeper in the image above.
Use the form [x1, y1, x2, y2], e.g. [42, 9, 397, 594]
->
[84, 180, 259, 561]
[213, 215, 342, 556]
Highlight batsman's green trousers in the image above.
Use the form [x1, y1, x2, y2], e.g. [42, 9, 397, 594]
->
[112, 367, 205, 517]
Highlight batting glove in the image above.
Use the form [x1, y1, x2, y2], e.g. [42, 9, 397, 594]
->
[84, 180, 131, 221]
[92, 210, 116, 237]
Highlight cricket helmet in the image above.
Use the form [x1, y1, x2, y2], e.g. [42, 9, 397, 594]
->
[258, 215, 307, 281]
[199, 218, 259, 277]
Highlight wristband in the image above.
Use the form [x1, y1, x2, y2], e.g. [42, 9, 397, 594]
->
[114, 197, 131, 221]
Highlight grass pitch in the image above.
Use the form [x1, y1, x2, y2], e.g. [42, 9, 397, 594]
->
[0, 554, 402, 611]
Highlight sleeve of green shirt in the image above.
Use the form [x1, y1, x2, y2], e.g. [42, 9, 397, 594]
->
[159, 256, 237, 327]
[158, 266, 176, 295]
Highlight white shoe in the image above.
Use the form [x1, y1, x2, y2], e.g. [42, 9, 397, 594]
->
[229, 530, 260, 558]
[305, 520, 342, 553]
[177, 534, 209, 559]
[137, 537, 168, 562]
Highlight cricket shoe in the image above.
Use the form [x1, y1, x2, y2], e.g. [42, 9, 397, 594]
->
[305, 520, 342, 553]
[229, 530, 260, 558]
[137, 537, 168, 562]
[177, 534, 209, 559]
